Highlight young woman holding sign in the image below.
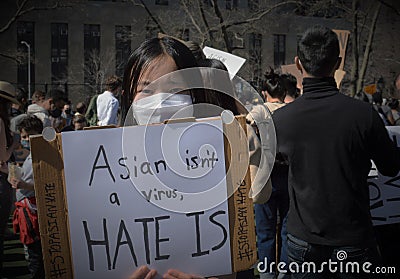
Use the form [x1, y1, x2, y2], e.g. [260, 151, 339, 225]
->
[121, 37, 267, 279]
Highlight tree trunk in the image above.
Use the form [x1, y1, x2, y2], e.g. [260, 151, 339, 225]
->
[356, 2, 381, 94]
[350, 0, 359, 97]
[211, 0, 233, 53]
[138, 0, 165, 34]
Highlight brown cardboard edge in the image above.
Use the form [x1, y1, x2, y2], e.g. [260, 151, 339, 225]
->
[225, 116, 257, 272]
[31, 134, 73, 279]
[32, 116, 256, 277]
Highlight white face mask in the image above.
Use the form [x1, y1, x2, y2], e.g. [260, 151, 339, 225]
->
[132, 93, 193, 125]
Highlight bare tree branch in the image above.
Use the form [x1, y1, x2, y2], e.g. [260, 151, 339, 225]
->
[211, 0, 232, 53]
[377, 0, 400, 16]
[0, 0, 71, 33]
[350, 0, 359, 97]
[0, 53, 22, 64]
[0, 0, 29, 33]
[356, 1, 381, 94]
[198, 0, 212, 46]
[384, 58, 400, 65]
[224, 1, 299, 28]
[131, 0, 166, 34]
[180, 0, 204, 39]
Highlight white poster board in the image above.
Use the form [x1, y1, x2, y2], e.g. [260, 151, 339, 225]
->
[369, 126, 400, 226]
[203, 46, 246, 79]
[61, 119, 232, 279]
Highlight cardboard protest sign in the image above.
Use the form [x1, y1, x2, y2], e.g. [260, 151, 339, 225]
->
[281, 64, 302, 90]
[369, 126, 400, 226]
[281, 64, 346, 89]
[334, 69, 346, 88]
[332, 30, 350, 71]
[202, 46, 246, 79]
[30, 134, 73, 279]
[31, 116, 256, 279]
[364, 84, 377, 95]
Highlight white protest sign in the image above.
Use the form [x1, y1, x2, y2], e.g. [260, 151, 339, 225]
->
[369, 126, 400, 226]
[61, 119, 232, 279]
[203, 46, 246, 79]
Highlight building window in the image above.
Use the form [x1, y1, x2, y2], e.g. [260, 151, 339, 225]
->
[155, 0, 168, 5]
[249, 33, 262, 87]
[115, 25, 131, 78]
[226, 0, 238, 10]
[17, 21, 35, 93]
[273, 34, 286, 66]
[84, 24, 101, 94]
[51, 23, 68, 85]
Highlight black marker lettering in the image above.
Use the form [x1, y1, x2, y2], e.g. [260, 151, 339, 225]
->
[118, 157, 130, 179]
[142, 190, 152, 202]
[83, 219, 111, 271]
[89, 145, 115, 186]
[186, 211, 209, 257]
[155, 216, 170, 261]
[109, 192, 121, 206]
[210, 151, 218, 168]
[186, 149, 190, 170]
[154, 160, 167, 173]
[134, 218, 154, 264]
[113, 220, 137, 269]
[141, 162, 153, 175]
[191, 156, 199, 169]
[209, 210, 228, 251]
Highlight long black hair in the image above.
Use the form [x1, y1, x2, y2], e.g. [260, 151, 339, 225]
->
[121, 37, 201, 124]
[197, 58, 246, 116]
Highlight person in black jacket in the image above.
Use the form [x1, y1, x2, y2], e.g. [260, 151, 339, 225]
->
[272, 25, 400, 279]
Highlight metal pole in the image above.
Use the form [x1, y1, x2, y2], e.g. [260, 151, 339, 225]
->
[21, 41, 31, 100]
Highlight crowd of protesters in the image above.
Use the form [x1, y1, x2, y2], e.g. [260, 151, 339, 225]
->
[1, 25, 400, 279]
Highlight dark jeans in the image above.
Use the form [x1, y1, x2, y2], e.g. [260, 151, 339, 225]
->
[287, 234, 378, 279]
[255, 165, 289, 279]
[25, 240, 45, 279]
[0, 173, 12, 275]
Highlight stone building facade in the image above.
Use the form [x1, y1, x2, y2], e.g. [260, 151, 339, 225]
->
[0, 0, 398, 104]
